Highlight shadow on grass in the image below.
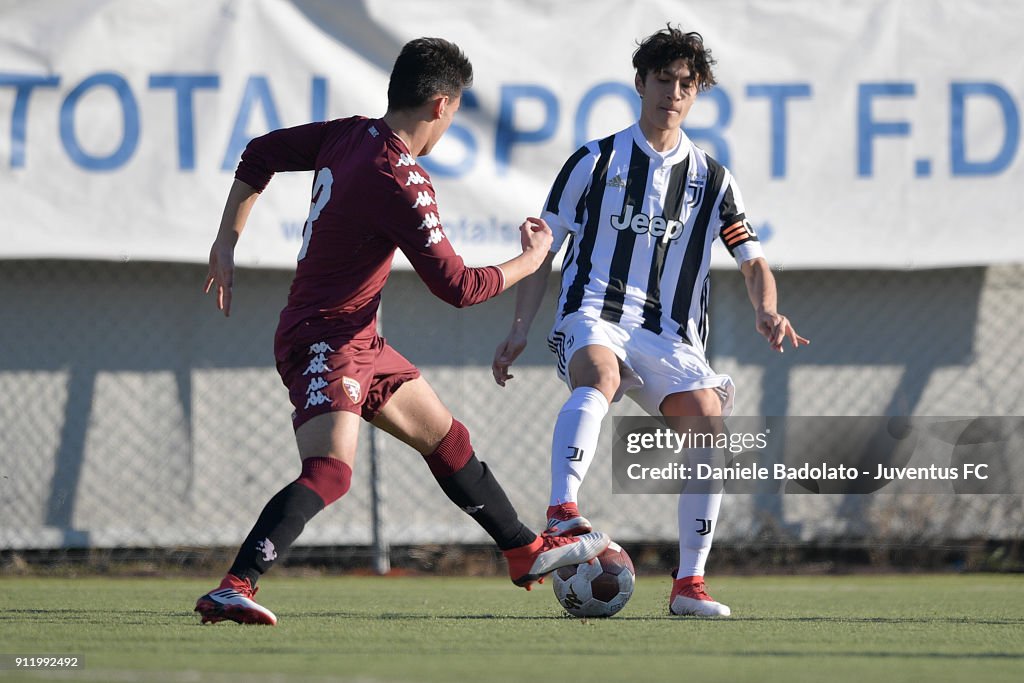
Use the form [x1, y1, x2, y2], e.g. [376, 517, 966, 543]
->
[307, 612, 1024, 627]
[722, 651, 1024, 660]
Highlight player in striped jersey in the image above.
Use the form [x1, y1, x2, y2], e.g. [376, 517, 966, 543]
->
[493, 26, 807, 617]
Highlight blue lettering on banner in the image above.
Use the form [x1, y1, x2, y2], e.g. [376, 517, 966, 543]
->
[311, 76, 328, 123]
[148, 74, 219, 170]
[221, 76, 282, 170]
[1, 72, 1020, 181]
[59, 72, 140, 171]
[495, 84, 559, 175]
[746, 83, 812, 178]
[0, 74, 60, 167]
[857, 82, 915, 177]
[950, 82, 1020, 176]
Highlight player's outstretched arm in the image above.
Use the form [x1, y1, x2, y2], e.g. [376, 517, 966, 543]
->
[204, 179, 260, 317]
[492, 236, 557, 387]
[740, 257, 809, 352]
[493, 217, 553, 290]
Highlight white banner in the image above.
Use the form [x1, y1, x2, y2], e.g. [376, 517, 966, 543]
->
[1, 0, 1022, 269]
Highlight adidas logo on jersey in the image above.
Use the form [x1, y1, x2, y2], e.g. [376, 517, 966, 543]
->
[607, 174, 627, 189]
[610, 204, 683, 240]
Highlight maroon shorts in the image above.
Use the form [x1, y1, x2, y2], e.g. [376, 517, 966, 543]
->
[276, 334, 421, 430]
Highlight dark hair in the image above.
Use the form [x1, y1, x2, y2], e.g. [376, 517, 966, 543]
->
[632, 25, 717, 91]
[387, 37, 473, 111]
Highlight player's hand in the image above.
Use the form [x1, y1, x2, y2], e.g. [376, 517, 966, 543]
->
[492, 329, 529, 386]
[756, 311, 809, 352]
[204, 240, 236, 317]
[519, 217, 553, 258]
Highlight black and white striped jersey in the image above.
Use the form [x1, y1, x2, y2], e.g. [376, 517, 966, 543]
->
[541, 123, 764, 352]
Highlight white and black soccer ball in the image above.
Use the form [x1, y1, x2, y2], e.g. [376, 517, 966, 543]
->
[552, 541, 635, 618]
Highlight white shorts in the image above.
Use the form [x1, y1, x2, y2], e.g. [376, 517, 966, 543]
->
[547, 312, 735, 417]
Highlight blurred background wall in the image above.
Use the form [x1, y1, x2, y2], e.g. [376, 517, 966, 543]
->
[1, 0, 1022, 560]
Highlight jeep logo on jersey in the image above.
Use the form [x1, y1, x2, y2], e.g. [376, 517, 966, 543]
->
[610, 204, 684, 240]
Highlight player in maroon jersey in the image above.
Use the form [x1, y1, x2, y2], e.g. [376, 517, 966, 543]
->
[194, 38, 609, 625]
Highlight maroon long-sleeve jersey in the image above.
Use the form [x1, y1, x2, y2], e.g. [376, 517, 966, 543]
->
[235, 116, 504, 358]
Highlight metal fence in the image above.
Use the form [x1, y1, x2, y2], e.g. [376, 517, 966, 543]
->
[1, 260, 1022, 557]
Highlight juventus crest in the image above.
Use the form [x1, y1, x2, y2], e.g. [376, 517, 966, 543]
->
[686, 173, 707, 208]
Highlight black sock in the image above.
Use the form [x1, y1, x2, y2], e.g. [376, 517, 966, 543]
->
[228, 481, 326, 587]
[435, 455, 536, 551]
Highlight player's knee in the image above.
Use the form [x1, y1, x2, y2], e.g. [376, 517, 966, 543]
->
[295, 456, 353, 506]
[422, 418, 474, 478]
[661, 389, 723, 419]
[560, 385, 611, 419]
[571, 366, 620, 402]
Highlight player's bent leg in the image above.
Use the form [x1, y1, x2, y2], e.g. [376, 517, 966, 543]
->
[371, 378, 535, 550]
[368, 375, 453, 455]
[371, 377, 610, 588]
[195, 411, 358, 625]
[545, 345, 618, 535]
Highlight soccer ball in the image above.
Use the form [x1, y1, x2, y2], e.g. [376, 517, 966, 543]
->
[552, 541, 635, 617]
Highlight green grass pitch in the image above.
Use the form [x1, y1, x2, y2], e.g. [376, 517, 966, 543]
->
[1, 574, 1022, 682]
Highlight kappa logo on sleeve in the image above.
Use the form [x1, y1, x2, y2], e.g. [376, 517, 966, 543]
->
[418, 212, 440, 231]
[396, 153, 416, 167]
[405, 170, 428, 186]
[417, 211, 446, 247]
[412, 191, 435, 209]
[424, 227, 445, 247]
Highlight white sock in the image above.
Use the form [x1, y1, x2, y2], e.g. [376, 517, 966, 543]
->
[548, 387, 609, 506]
[676, 447, 724, 578]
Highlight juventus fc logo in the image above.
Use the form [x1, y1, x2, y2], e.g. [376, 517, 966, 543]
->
[566, 447, 585, 462]
[686, 174, 706, 208]
[696, 518, 713, 536]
